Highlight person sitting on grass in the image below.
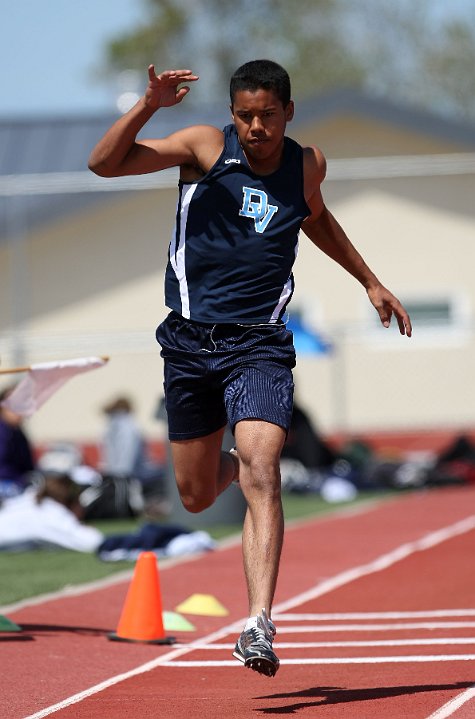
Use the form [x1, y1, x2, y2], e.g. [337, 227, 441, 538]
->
[0, 468, 104, 553]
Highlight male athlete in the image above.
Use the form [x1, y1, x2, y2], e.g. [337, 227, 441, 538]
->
[89, 59, 412, 677]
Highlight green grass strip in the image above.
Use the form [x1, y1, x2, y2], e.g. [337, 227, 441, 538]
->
[0, 491, 389, 607]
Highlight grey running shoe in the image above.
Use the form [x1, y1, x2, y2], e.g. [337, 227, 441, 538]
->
[233, 609, 279, 677]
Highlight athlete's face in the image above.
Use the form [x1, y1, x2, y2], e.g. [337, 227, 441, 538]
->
[231, 89, 294, 171]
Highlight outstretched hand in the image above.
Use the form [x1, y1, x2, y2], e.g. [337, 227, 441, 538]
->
[367, 284, 412, 337]
[144, 66, 199, 110]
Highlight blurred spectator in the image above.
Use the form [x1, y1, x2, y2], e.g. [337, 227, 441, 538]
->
[0, 468, 104, 553]
[100, 396, 145, 479]
[0, 384, 35, 500]
[278, 401, 338, 494]
[281, 401, 337, 471]
[37, 440, 145, 521]
[99, 395, 166, 518]
[430, 434, 475, 486]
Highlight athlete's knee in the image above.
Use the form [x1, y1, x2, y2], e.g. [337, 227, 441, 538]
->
[240, 454, 281, 496]
[180, 492, 216, 513]
[176, 478, 217, 513]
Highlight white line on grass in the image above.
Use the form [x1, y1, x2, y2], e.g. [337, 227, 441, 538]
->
[0, 539, 243, 615]
[2, 498, 382, 616]
[22, 513, 475, 718]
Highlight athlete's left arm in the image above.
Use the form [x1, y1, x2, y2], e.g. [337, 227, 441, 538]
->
[301, 146, 412, 337]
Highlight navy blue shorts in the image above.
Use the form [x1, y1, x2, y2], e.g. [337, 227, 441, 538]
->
[156, 311, 296, 440]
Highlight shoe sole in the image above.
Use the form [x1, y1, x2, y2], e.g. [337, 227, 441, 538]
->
[245, 656, 279, 677]
[233, 649, 279, 677]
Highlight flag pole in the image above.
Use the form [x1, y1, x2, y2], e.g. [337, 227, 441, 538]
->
[0, 356, 109, 375]
[0, 366, 31, 375]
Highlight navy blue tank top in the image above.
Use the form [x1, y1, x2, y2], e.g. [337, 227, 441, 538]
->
[164, 124, 310, 324]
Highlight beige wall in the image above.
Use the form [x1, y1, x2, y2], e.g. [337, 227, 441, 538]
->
[292, 174, 475, 433]
[0, 189, 174, 444]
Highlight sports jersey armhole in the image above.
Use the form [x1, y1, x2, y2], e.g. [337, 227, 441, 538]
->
[178, 130, 228, 187]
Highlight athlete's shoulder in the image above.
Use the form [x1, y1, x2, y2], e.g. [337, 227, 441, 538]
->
[302, 145, 327, 184]
[180, 124, 224, 176]
[186, 123, 224, 137]
[179, 123, 223, 149]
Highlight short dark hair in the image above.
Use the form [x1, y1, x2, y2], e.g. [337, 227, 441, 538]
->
[230, 59, 291, 108]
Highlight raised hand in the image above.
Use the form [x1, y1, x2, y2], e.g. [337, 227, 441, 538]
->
[144, 66, 199, 110]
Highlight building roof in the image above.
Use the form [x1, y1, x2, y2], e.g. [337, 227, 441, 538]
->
[295, 89, 475, 148]
[0, 104, 229, 177]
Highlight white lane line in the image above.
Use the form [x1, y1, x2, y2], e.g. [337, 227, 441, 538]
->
[23, 514, 475, 718]
[425, 685, 475, 719]
[195, 638, 475, 649]
[274, 610, 475, 621]
[160, 655, 475, 667]
[276, 622, 475, 633]
[273, 516, 475, 615]
[21, 621, 246, 719]
[20, 655, 182, 719]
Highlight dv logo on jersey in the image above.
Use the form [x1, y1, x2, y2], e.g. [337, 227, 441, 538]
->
[239, 186, 278, 233]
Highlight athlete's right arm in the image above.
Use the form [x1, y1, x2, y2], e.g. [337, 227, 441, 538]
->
[88, 66, 220, 177]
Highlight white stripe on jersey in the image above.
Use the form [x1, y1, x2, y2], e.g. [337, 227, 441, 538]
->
[169, 182, 198, 319]
[269, 239, 299, 323]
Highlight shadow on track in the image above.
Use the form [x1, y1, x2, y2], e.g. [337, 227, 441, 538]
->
[255, 681, 475, 714]
[16, 623, 110, 637]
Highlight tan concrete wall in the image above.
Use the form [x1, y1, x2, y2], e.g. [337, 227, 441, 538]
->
[0, 189, 175, 444]
[292, 175, 475, 433]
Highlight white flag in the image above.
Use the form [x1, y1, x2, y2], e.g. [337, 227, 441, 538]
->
[1, 356, 108, 417]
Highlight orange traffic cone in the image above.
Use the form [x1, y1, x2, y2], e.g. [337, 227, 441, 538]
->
[108, 551, 176, 644]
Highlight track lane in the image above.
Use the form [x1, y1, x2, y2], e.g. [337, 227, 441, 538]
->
[3, 486, 475, 718]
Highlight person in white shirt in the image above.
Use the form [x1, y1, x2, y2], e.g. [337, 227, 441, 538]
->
[0, 470, 103, 553]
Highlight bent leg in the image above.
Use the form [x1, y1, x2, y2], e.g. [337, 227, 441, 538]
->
[234, 420, 286, 617]
[170, 426, 237, 513]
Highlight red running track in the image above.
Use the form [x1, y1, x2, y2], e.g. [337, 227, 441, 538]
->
[2, 486, 475, 719]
